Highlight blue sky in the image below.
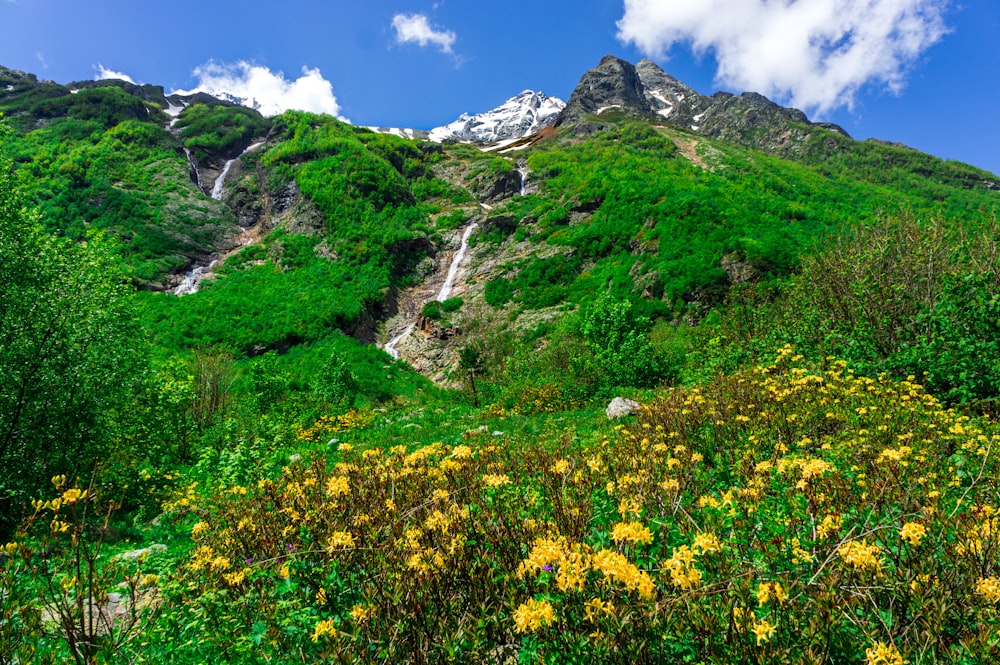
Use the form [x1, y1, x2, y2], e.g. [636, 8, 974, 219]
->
[2, 0, 999, 175]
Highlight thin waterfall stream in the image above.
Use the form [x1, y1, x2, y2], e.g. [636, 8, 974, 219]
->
[384, 222, 478, 360]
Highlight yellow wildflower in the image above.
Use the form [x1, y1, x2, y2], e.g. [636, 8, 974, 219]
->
[325, 476, 350, 498]
[837, 540, 883, 573]
[482, 473, 511, 488]
[550, 459, 570, 475]
[817, 514, 841, 539]
[224, 570, 246, 585]
[512, 598, 556, 633]
[451, 445, 473, 459]
[584, 598, 614, 622]
[312, 618, 338, 642]
[618, 497, 641, 517]
[756, 581, 788, 606]
[60, 488, 88, 505]
[519, 537, 566, 577]
[692, 532, 721, 555]
[327, 531, 355, 550]
[865, 641, 904, 665]
[899, 522, 926, 546]
[610, 521, 653, 545]
[976, 577, 1000, 603]
[752, 619, 776, 646]
[665, 545, 702, 590]
[349, 604, 373, 623]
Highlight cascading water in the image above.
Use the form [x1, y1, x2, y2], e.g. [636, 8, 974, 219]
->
[436, 223, 478, 303]
[184, 148, 204, 194]
[517, 165, 529, 196]
[211, 142, 265, 200]
[383, 223, 479, 360]
[173, 259, 218, 296]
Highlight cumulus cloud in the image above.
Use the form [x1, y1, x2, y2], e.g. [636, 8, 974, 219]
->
[94, 64, 135, 83]
[391, 13, 457, 54]
[172, 61, 345, 120]
[617, 0, 950, 114]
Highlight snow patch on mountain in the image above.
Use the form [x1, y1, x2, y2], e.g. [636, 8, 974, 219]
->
[427, 90, 565, 143]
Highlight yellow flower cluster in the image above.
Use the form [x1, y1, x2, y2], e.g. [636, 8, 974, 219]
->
[899, 522, 926, 546]
[481, 473, 511, 488]
[975, 577, 1000, 603]
[865, 641, 904, 665]
[312, 618, 338, 642]
[590, 549, 656, 599]
[610, 521, 653, 545]
[817, 514, 842, 539]
[752, 619, 776, 645]
[512, 598, 556, 633]
[837, 540, 883, 573]
[756, 581, 788, 606]
[664, 545, 702, 590]
[325, 475, 350, 498]
[326, 531, 355, 550]
[583, 598, 614, 622]
[349, 604, 374, 623]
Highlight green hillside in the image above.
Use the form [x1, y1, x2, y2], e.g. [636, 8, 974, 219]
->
[2, 64, 1000, 664]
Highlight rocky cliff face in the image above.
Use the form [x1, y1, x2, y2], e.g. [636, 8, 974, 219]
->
[556, 55, 850, 156]
[556, 55, 653, 133]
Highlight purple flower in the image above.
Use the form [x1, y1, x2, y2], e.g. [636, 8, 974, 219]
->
[542, 565, 554, 572]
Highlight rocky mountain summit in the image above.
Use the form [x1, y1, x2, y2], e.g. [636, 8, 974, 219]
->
[557, 55, 850, 157]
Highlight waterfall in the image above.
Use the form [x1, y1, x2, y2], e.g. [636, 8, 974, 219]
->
[436, 223, 478, 302]
[211, 142, 264, 200]
[384, 323, 415, 360]
[517, 165, 529, 196]
[184, 148, 204, 194]
[383, 223, 478, 360]
[173, 260, 218, 296]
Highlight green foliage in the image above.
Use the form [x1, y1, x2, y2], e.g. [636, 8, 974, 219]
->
[1, 478, 160, 665]
[3, 85, 154, 129]
[422, 297, 463, 321]
[789, 215, 1000, 403]
[314, 352, 359, 406]
[175, 103, 269, 161]
[581, 295, 668, 390]
[7, 115, 232, 282]
[0, 134, 149, 535]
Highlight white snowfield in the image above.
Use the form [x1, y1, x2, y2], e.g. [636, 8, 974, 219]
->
[426, 90, 565, 144]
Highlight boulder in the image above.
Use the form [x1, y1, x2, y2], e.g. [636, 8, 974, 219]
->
[606, 397, 640, 419]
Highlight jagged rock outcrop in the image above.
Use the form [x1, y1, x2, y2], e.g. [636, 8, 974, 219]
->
[556, 55, 653, 133]
[556, 55, 850, 157]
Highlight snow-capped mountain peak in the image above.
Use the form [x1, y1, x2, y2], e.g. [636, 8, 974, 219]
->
[427, 90, 565, 143]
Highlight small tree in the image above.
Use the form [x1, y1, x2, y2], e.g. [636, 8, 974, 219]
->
[581, 295, 664, 390]
[315, 352, 359, 406]
[458, 346, 486, 407]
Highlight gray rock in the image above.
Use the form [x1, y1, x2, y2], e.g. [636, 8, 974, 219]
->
[606, 397, 640, 419]
[112, 544, 167, 562]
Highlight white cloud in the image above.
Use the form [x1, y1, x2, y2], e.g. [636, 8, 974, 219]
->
[94, 64, 135, 83]
[35, 51, 47, 69]
[171, 61, 345, 120]
[617, 0, 950, 115]
[391, 13, 457, 54]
